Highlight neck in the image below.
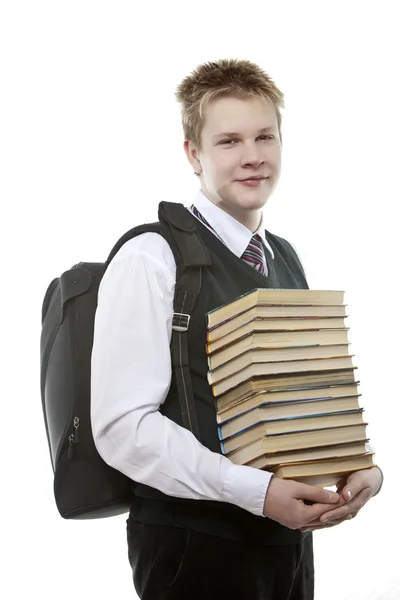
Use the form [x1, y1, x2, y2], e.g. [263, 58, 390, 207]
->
[200, 189, 263, 232]
[219, 204, 262, 233]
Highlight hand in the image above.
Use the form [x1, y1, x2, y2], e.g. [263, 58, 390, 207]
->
[263, 476, 344, 530]
[300, 466, 383, 532]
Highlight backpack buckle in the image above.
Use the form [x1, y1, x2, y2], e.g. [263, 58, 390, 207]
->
[172, 312, 191, 332]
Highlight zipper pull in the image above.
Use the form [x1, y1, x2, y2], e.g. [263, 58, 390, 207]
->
[67, 417, 80, 458]
[73, 416, 80, 444]
[67, 433, 75, 459]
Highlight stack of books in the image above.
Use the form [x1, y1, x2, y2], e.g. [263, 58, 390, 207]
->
[206, 288, 375, 487]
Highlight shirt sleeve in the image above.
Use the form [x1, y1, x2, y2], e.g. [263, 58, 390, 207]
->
[90, 232, 272, 517]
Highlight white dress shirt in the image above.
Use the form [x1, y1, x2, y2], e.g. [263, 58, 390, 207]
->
[90, 190, 274, 518]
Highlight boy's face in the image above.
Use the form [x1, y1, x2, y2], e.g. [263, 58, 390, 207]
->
[185, 95, 282, 230]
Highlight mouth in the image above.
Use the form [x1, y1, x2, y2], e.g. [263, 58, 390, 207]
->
[236, 176, 269, 186]
[237, 176, 268, 181]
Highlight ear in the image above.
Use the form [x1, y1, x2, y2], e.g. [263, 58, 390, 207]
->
[184, 140, 201, 174]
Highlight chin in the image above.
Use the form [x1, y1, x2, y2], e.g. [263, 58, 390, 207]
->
[216, 184, 271, 210]
[237, 191, 270, 208]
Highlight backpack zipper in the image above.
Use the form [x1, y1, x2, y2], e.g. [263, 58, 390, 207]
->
[67, 416, 80, 459]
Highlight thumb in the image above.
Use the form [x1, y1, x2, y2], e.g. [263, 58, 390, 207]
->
[340, 471, 365, 502]
[295, 481, 340, 504]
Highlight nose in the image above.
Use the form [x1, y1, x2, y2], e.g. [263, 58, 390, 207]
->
[240, 141, 265, 167]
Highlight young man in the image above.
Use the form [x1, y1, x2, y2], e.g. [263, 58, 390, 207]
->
[90, 59, 383, 599]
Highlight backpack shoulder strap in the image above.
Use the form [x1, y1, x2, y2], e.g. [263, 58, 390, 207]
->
[104, 221, 162, 269]
[158, 202, 211, 440]
[105, 203, 212, 270]
[158, 201, 212, 268]
[103, 202, 212, 441]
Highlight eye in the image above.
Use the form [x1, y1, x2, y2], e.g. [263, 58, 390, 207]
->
[220, 135, 275, 145]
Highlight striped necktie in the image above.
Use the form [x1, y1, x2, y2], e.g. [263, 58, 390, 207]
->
[190, 205, 267, 276]
[242, 234, 268, 276]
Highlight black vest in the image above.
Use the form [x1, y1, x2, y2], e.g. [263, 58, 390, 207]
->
[130, 218, 311, 545]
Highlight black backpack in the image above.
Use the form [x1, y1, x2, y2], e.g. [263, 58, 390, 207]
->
[40, 202, 212, 520]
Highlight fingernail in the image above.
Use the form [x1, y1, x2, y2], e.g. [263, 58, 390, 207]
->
[321, 516, 329, 523]
[346, 489, 352, 500]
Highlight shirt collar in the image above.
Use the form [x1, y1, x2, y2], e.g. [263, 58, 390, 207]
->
[191, 189, 275, 259]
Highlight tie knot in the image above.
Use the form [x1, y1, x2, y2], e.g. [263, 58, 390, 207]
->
[241, 234, 267, 275]
[244, 233, 263, 253]
[191, 205, 267, 277]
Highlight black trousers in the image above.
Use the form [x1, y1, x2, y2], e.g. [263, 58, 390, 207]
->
[126, 516, 314, 600]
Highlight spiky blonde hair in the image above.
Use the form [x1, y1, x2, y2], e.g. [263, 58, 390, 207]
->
[175, 58, 285, 149]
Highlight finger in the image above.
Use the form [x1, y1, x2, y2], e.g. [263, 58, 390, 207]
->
[302, 501, 345, 524]
[321, 490, 368, 523]
[320, 490, 369, 523]
[300, 494, 346, 523]
[295, 481, 340, 505]
[321, 506, 352, 523]
[335, 477, 347, 494]
[303, 513, 354, 529]
[306, 497, 354, 525]
[301, 514, 353, 532]
[340, 469, 370, 502]
[303, 516, 351, 529]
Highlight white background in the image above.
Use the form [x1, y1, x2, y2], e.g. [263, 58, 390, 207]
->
[1, 1, 399, 598]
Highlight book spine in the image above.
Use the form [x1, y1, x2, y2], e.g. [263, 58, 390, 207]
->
[206, 288, 258, 316]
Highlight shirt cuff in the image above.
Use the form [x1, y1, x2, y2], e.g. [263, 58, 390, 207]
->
[220, 461, 273, 517]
